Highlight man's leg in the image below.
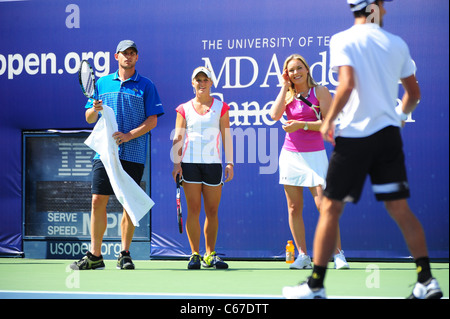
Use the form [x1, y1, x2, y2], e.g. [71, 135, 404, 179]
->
[308, 197, 345, 288]
[384, 199, 431, 283]
[121, 209, 135, 251]
[309, 186, 344, 255]
[385, 199, 442, 298]
[91, 194, 109, 257]
[117, 209, 137, 269]
[384, 199, 428, 258]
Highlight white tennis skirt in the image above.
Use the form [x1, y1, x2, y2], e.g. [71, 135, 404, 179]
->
[279, 148, 328, 188]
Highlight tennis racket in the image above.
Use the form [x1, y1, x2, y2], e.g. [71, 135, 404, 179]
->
[78, 59, 98, 100]
[176, 174, 183, 234]
[296, 93, 321, 120]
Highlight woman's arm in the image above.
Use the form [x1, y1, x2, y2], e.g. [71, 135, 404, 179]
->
[269, 70, 291, 121]
[172, 112, 186, 181]
[220, 111, 234, 182]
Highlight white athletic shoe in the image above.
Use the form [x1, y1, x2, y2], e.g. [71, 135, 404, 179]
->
[282, 281, 326, 299]
[289, 253, 312, 269]
[334, 250, 349, 270]
[408, 278, 443, 299]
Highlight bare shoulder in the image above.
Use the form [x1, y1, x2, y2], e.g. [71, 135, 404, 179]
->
[315, 85, 331, 98]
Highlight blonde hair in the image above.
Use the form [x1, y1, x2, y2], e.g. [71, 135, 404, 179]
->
[283, 54, 318, 105]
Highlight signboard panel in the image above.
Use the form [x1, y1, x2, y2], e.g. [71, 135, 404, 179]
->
[22, 132, 151, 259]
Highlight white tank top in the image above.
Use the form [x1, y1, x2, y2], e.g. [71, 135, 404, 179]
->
[176, 98, 230, 164]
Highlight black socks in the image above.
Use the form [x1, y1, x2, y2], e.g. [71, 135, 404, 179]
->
[308, 265, 327, 289]
[415, 256, 432, 284]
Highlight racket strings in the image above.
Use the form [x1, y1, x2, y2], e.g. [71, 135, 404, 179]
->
[80, 62, 95, 97]
[81, 72, 95, 96]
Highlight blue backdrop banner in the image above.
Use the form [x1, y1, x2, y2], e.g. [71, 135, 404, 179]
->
[0, 0, 448, 260]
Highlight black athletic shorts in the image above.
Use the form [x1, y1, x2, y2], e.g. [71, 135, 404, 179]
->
[324, 126, 410, 203]
[91, 159, 145, 195]
[181, 163, 223, 186]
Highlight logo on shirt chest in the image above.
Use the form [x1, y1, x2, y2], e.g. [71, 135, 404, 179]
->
[121, 86, 143, 97]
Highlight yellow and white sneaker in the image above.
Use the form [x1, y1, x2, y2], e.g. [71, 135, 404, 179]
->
[201, 251, 228, 269]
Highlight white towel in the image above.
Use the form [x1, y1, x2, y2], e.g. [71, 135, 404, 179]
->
[84, 105, 154, 227]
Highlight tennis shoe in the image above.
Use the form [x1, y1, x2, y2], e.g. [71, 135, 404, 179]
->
[188, 252, 201, 269]
[70, 251, 105, 270]
[282, 280, 326, 299]
[202, 251, 228, 269]
[407, 278, 443, 299]
[334, 250, 350, 269]
[289, 253, 312, 269]
[117, 250, 135, 270]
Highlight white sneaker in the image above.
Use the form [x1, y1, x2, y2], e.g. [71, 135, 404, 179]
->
[282, 281, 326, 299]
[334, 250, 349, 269]
[408, 278, 443, 299]
[289, 253, 312, 269]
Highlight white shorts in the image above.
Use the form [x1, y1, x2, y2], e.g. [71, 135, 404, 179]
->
[279, 148, 328, 188]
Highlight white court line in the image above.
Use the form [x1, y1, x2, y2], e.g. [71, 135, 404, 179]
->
[0, 290, 417, 299]
[0, 290, 280, 299]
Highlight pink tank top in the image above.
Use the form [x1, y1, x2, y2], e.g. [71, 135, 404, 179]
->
[282, 87, 325, 152]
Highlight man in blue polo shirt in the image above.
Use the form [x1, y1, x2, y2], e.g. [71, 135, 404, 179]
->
[72, 40, 164, 270]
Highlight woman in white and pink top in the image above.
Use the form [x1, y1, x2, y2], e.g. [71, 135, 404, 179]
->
[270, 54, 348, 270]
[172, 67, 234, 270]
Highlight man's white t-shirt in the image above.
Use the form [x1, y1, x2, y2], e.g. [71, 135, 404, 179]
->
[330, 23, 416, 138]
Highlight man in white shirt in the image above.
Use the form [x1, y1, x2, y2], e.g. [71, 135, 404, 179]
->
[283, 0, 443, 299]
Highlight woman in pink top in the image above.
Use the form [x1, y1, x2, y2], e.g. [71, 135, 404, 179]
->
[270, 54, 348, 270]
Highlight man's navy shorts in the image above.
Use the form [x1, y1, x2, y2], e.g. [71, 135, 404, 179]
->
[91, 159, 144, 195]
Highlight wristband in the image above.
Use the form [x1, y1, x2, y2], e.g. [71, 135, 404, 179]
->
[395, 105, 409, 121]
[400, 112, 409, 121]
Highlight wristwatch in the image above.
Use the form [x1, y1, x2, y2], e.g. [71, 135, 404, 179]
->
[303, 122, 309, 131]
